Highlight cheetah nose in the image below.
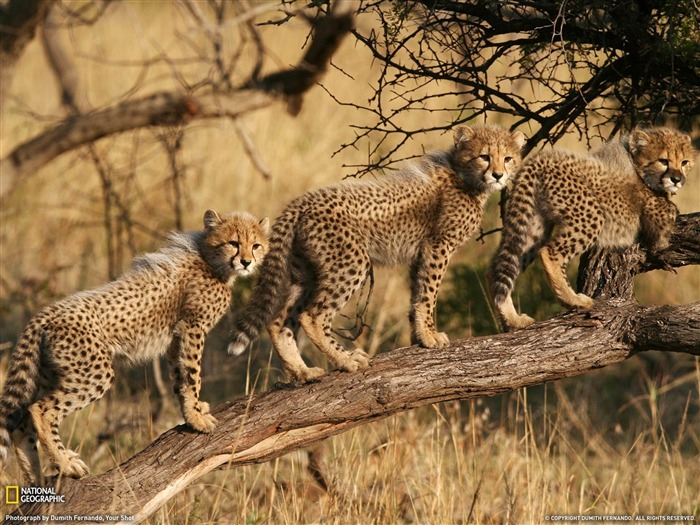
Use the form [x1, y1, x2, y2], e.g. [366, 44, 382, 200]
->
[670, 174, 682, 184]
[240, 259, 251, 269]
[492, 172, 503, 181]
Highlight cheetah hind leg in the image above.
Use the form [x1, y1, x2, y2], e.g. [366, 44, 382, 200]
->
[267, 285, 325, 383]
[28, 340, 115, 479]
[11, 416, 43, 485]
[295, 255, 371, 377]
[299, 311, 370, 374]
[496, 295, 536, 331]
[269, 324, 326, 383]
[29, 402, 90, 479]
[270, 327, 326, 383]
[539, 245, 594, 308]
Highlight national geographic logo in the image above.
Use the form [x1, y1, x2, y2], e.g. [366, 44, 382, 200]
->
[5, 486, 19, 505]
[4, 486, 65, 504]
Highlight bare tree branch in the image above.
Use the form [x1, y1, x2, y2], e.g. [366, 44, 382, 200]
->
[9, 212, 699, 523]
[317, 0, 700, 173]
[0, 0, 55, 107]
[10, 302, 699, 523]
[0, 5, 354, 199]
[40, 4, 90, 114]
[233, 119, 273, 180]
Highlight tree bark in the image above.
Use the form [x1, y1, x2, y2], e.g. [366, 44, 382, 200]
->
[7, 214, 699, 523]
[577, 212, 700, 301]
[0, 5, 354, 199]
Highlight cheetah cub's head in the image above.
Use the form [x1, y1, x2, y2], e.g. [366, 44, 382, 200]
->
[629, 127, 695, 196]
[200, 210, 269, 283]
[452, 125, 526, 192]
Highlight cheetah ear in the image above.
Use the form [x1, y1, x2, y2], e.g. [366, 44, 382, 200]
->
[629, 129, 650, 153]
[454, 126, 476, 147]
[259, 217, 270, 235]
[511, 130, 526, 150]
[203, 209, 222, 229]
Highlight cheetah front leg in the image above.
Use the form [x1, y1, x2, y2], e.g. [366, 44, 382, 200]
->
[409, 242, 452, 349]
[168, 321, 216, 433]
[641, 199, 678, 254]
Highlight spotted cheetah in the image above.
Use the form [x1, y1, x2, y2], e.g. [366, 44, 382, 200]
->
[228, 125, 526, 382]
[490, 126, 695, 330]
[0, 210, 268, 482]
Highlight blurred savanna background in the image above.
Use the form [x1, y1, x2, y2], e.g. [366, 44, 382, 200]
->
[1, 1, 699, 523]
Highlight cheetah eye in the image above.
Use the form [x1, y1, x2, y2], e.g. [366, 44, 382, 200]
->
[228, 240, 240, 248]
[658, 158, 669, 167]
[253, 243, 262, 250]
[504, 156, 513, 163]
[479, 154, 490, 162]
[681, 160, 690, 168]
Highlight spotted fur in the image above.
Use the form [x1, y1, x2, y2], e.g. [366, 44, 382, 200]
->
[490, 127, 695, 330]
[228, 125, 525, 382]
[0, 210, 268, 482]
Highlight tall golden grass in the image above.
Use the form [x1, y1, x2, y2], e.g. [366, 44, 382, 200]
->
[1, 2, 698, 523]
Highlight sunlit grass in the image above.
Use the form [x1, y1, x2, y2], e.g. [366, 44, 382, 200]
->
[3, 357, 697, 523]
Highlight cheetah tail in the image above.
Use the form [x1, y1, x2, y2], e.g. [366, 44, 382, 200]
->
[227, 205, 301, 355]
[0, 317, 43, 464]
[489, 172, 538, 308]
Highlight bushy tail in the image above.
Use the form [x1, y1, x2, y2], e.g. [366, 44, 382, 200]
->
[227, 203, 303, 355]
[489, 168, 540, 306]
[0, 317, 43, 464]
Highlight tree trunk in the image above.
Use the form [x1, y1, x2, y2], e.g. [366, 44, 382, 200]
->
[8, 215, 699, 523]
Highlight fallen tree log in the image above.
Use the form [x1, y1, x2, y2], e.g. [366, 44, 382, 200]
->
[8, 214, 699, 523]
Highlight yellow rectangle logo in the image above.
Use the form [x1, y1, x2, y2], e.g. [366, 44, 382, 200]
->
[5, 485, 19, 505]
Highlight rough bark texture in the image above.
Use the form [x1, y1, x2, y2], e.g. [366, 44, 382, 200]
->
[578, 212, 700, 300]
[7, 214, 699, 523]
[0, 6, 354, 199]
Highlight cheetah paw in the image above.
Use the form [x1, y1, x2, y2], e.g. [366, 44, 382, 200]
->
[52, 455, 89, 479]
[419, 331, 450, 349]
[348, 348, 370, 369]
[187, 411, 218, 433]
[577, 293, 595, 308]
[570, 293, 594, 309]
[294, 366, 326, 383]
[199, 401, 211, 415]
[66, 456, 90, 478]
[505, 313, 536, 330]
[332, 349, 370, 373]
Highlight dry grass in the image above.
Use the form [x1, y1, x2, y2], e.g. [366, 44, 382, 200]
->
[2, 354, 697, 524]
[1, 2, 699, 523]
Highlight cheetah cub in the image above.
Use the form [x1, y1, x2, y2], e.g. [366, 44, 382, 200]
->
[490, 126, 695, 330]
[229, 125, 525, 383]
[0, 210, 268, 482]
